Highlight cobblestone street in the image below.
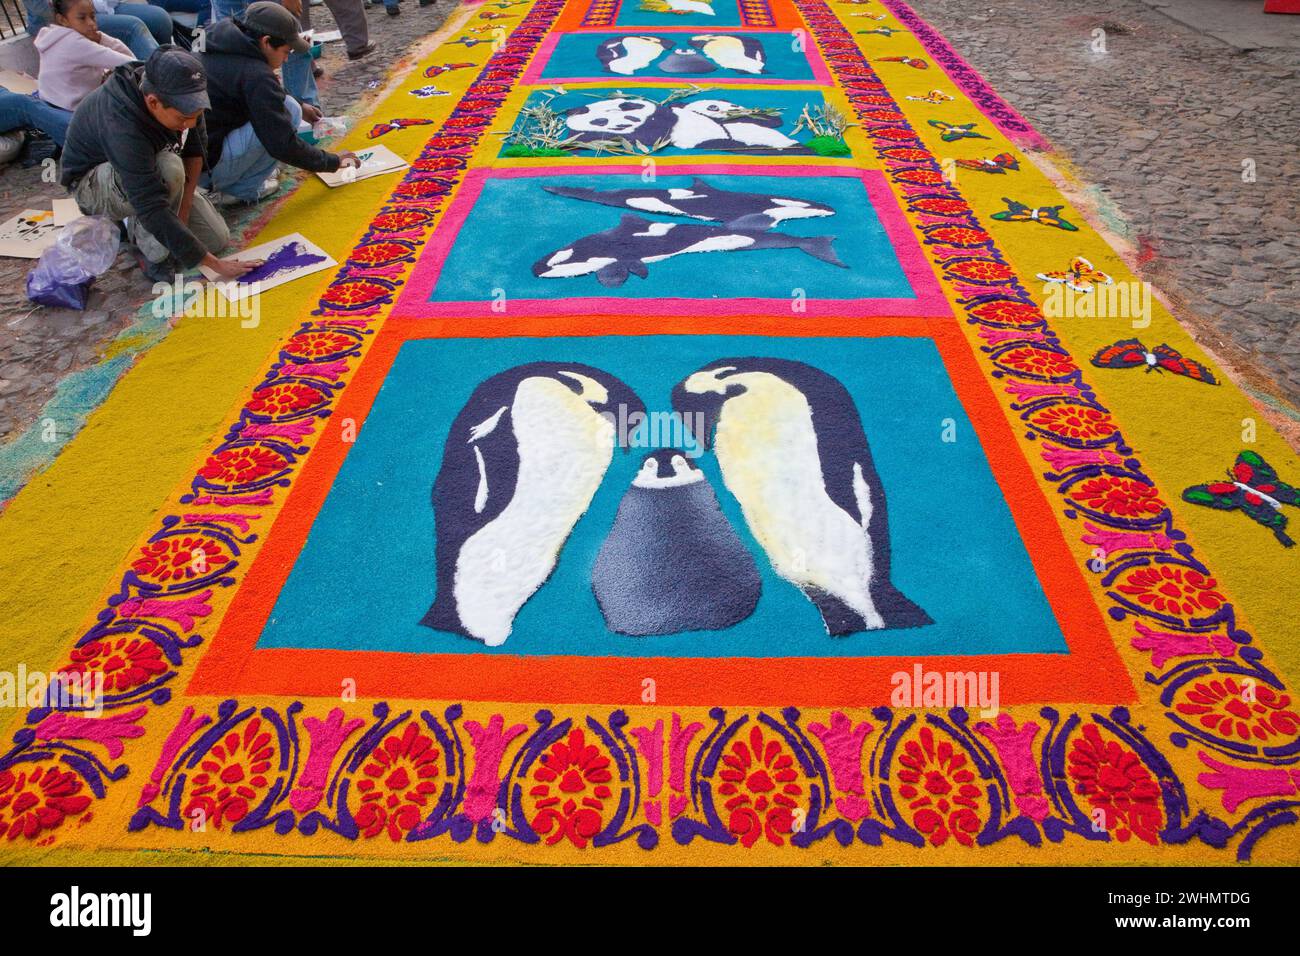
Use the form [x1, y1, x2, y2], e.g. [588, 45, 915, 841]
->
[909, 0, 1300, 411]
[0, 0, 453, 455]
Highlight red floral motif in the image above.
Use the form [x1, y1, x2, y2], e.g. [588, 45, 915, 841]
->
[444, 115, 489, 131]
[1066, 724, 1161, 844]
[998, 346, 1078, 379]
[912, 196, 971, 217]
[60, 637, 167, 694]
[717, 725, 803, 847]
[319, 278, 394, 310]
[348, 241, 417, 269]
[353, 721, 441, 841]
[1029, 405, 1117, 442]
[968, 298, 1044, 327]
[412, 156, 467, 173]
[246, 381, 326, 418]
[455, 98, 502, 112]
[428, 133, 476, 149]
[862, 109, 904, 123]
[132, 535, 229, 584]
[882, 147, 930, 162]
[371, 208, 437, 232]
[185, 717, 275, 830]
[393, 179, 453, 200]
[283, 330, 356, 361]
[198, 445, 288, 486]
[527, 727, 613, 848]
[871, 127, 919, 141]
[926, 225, 991, 247]
[1069, 476, 1165, 518]
[896, 726, 983, 847]
[1116, 565, 1226, 617]
[0, 764, 92, 841]
[895, 168, 947, 186]
[849, 94, 894, 106]
[945, 258, 1014, 284]
[1175, 678, 1300, 743]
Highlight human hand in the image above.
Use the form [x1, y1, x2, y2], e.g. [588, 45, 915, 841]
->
[300, 102, 323, 124]
[208, 256, 263, 280]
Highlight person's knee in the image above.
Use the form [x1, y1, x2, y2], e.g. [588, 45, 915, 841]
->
[204, 213, 230, 253]
[155, 152, 186, 202]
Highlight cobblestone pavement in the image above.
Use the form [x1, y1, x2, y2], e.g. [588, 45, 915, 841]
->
[909, 0, 1300, 411]
[0, 0, 454, 451]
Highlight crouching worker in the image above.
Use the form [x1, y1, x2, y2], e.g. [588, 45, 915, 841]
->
[199, 2, 358, 206]
[60, 47, 255, 281]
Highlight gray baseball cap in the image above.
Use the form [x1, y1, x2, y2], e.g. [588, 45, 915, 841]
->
[141, 46, 210, 115]
[240, 2, 312, 54]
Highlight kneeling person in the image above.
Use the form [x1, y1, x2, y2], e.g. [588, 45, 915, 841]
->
[200, 2, 357, 205]
[60, 47, 254, 280]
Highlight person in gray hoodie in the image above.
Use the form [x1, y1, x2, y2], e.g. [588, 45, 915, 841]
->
[60, 47, 255, 280]
[198, 3, 357, 205]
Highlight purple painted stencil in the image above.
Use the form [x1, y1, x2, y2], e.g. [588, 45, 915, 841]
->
[239, 241, 327, 286]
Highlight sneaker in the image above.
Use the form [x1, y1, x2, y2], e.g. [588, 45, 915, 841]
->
[386, 5, 400, 14]
[348, 42, 376, 60]
[0, 130, 24, 165]
[259, 174, 280, 198]
[136, 251, 179, 285]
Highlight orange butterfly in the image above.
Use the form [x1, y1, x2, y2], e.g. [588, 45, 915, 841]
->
[1036, 256, 1113, 293]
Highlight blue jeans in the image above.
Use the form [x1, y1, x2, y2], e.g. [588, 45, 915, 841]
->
[0, 87, 71, 146]
[152, 0, 211, 25]
[203, 95, 301, 201]
[26, 3, 172, 59]
[208, 0, 245, 21]
[282, 50, 318, 106]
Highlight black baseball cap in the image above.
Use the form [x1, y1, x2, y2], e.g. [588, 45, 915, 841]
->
[240, 2, 311, 53]
[141, 46, 210, 114]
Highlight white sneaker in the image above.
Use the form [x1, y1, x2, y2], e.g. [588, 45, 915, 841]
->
[0, 130, 24, 165]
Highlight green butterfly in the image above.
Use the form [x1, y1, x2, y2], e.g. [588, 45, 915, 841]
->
[927, 120, 989, 143]
[1182, 450, 1299, 547]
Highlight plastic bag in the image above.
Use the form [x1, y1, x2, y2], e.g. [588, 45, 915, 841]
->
[25, 215, 121, 310]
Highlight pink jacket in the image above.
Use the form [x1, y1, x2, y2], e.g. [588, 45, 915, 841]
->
[35, 25, 134, 112]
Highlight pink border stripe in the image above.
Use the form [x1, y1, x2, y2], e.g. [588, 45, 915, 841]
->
[879, 0, 1050, 150]
[394, 163, 951, 320]
[520, 30, 834, 86]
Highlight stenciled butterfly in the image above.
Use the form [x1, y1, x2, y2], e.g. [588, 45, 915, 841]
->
[877, 55, 929, 69]
[1091, 339, 1218, 385]
[1182, 450, 1299, 546]
[858, 26, 902, 36]
[928, 119, 988, 142]
[1037, 255, 1112, 292]
[990, 197, 1078, 231]
[424, 62, 475, 78]
[955, 152, 1019, 173]
[906, 89, 954, 103]
[367, 117, 435, 139]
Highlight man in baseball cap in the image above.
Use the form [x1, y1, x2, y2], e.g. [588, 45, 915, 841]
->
[60, 46, 257, 281]
[198, 2, 357, 206]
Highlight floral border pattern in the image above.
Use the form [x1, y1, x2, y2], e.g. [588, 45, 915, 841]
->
[1, 0, 1298, 860]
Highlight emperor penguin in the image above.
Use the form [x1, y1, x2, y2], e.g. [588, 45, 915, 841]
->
[671, 358, 931, 635]
[689, 34, 767, 75]
[421, 363, 644, 646]
[597, 35, 672, 76]
[592, 449, 761, 635]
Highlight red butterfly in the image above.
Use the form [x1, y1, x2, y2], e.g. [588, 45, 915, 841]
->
[423, 62, 475, 78]
[367, 118, 435, 139]
[876, 55, 929, 69]
[1091, 339, 1218, 385]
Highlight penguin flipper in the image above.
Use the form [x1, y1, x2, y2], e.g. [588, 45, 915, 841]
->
[872, 583, 933, 630]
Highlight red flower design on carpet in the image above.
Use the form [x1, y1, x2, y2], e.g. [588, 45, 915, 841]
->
[945, 259, 1014, 283]
[926, 225, 991, 247]
[969, 299, 1044, 327]
[718, 725, 803, 847]
[60, 637, 166, 694]
[1175, 678, 1300, 743]
[998, 346, 1078, 378]
[896, 726, 983, 847]
[0, 764, 92, 841]
[1069, 476, 1165, 518]
[132, 536, 229, 584]
[1029, 405, 1117, 442]
[246, 382, 326, 418]
[283, 330, 356, 361]
[528, 727, 613, 848]
[1116, 566, 1225, 617]
[354, 721, 441, 842]
[198, 446, 288, 486]
[1066, 724, 1161, 844]
[185, 717, 275, 829]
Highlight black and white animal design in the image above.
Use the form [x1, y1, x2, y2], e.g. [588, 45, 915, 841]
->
[591, 449, 761, 635]
[687, 34, 766, 74]
[421, 363, 644, 646]
[595, 34, 769, 76]
[533, 213, 844, 287]
[544, 178, 835, 230]
[563, 96, 803, 152]
[596, 35, 673, 76]
[671, 358, 931, 635]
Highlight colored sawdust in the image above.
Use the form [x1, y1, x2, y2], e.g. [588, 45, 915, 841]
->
[0, 0, 1296, 867]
